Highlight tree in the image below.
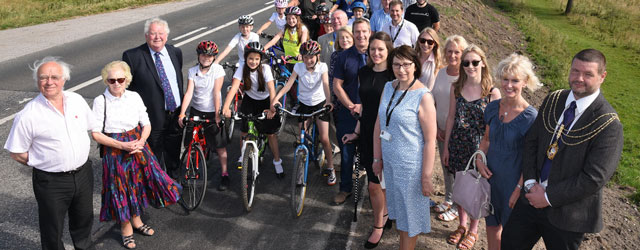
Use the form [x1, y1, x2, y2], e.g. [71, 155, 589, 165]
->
[565, 0, 574, 14]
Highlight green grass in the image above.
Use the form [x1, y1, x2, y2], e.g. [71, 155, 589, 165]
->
[0, 0, 176, 30]
[492, 0, 640, 203]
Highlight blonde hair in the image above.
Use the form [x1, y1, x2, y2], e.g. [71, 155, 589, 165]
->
[453, 44, 493, 97]
[415, 28, 443, 70]
[494, 53, 541, 91]
[334, 26, 354, 51]
[101, 61, 133, 88]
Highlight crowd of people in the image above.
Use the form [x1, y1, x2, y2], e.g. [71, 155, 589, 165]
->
[3, 0, 624, 250]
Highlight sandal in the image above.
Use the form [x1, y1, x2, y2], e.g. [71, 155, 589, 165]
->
[133, 224, 154, 236]
[447, 225, 466, 245]
[434, 201, 452, 213]
[438, 206, 458, 222]
[122, 234, 136, 249]
[458, 231, 478, 250]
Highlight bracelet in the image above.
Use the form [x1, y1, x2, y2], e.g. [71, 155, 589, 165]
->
[373, 158, 381, 163]
[354, 131, 360, 136]
[516, 184, 522, 190]
[178, 114, 186, 118]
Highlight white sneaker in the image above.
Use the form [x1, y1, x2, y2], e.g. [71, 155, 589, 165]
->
[274, 159, 285, 178]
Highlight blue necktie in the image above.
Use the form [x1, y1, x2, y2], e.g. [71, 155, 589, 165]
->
[359, 54, 367, 68]
[540, 101, 577, 182]
[154, 52, 178, 111]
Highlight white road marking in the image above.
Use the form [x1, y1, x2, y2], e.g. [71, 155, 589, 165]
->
[18, 98, 32, 104]
[172, 27, 207, 41]
[0, 3, 272, 126]
[265, 1, 274, 5]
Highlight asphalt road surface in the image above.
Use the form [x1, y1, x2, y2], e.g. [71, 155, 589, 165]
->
[0, 0, 360, 249]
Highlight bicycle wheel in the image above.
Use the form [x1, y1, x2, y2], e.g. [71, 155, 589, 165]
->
[290, 148, 308, 217]
[224, 100, 235, 143]
[311, 124, 326, 170]
[275, 83, 287, 135]
[241, 146, 257, 212]
[179, 144, 207, 211]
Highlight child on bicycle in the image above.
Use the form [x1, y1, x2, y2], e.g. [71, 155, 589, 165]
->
[347, 2, 367, 26]
[256, 0, 289, 34]
[215, 15, 260, 65]
[222, 42, 285, 178]
[271, 40, 335, 185]
[178, 41, 230, 191]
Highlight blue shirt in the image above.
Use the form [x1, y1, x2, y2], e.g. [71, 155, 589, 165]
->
[333, 46, 367, 106]
[370, 9, 392, 33]
[335, 0, 365, 19]
[149, 46, 182, 108]
[369, 0, 382, 13]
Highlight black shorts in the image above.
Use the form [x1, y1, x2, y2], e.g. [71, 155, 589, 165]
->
[239, 95, 281, 134]
[297, 100, 330, 122]
[184, 108, 227, 149]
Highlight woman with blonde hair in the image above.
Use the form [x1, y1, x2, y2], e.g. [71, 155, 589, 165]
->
[443, 44, 501, 250]
[476, 53, 540, 250]
[414, 27, 442, 90]
[328, 26, 354, 106]
[92, 61, 181, 249]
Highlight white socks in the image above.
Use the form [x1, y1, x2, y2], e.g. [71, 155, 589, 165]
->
[273, 159, 283, 174]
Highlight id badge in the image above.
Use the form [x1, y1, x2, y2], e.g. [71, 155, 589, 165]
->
[380, 130, 392, 141]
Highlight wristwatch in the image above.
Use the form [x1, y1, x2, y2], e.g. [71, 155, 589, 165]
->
[524, 183, 535, 193]
[373, 158, 381, 163]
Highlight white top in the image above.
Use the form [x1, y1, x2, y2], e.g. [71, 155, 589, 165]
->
[418, 53, 436, 90]
[347, 18, 355, 26]
[4, 92, 98, 172]
[269, 12, 287, 31]
[187, 64, 226, 112]
[233, 64, 274, 100]
[149, 46, 181, 108]
[431, 67, 458, 130]
[294, 62, 328, 106]
[92, 89, 151, 133]
[228, 32, 260, 64]
[382, 19, 419, 48]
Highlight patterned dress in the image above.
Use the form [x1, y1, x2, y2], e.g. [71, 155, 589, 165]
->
[378, 82, 432, 237]
[100, 126, 182, 223]
[447, 94, 491, 173]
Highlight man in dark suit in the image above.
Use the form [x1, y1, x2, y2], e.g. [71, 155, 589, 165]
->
[501, 49, 624, 250]
[122, 18, 184, 175]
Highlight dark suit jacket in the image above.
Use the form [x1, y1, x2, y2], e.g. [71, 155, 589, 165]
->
[122, 43, 184, 129]
[522, 89, 623, 233]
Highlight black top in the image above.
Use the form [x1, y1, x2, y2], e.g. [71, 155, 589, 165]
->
[299, 0, 325, 18]
[404, 3, 440, 32]
[358, 66, 394, 135]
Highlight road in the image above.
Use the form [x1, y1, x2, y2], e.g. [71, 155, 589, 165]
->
[0, 0, 360, 249]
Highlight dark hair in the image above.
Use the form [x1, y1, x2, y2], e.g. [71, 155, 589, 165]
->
[242, 51, 266, 92]
[573, 49, 606, 74]
[389, 0, 403, 9]
[388, 45, 422, 79]
[367, 32, 393, 68]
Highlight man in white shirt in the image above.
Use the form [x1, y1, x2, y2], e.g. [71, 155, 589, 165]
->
[382, 0, 420, 48]
[5, 57, 98, 250]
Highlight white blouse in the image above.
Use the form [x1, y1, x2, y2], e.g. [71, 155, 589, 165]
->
[92, 89, 151, 133]
[188, 64, 225, 112]
[233, 64, 274, 101]
[294, 62, 328, 106]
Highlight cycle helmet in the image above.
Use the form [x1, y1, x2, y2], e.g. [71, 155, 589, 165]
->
[299, 40, 321, 56]
[274, 0, 288, 8]
[244, 42, 265, 56]
[238, 15, 254, 25]
[319, 15, 332, 24]
[196, 40, 219, 56]
[315, 4, 330, 14]
[352, 1, 367, 13]
[284, 6, 302, 16]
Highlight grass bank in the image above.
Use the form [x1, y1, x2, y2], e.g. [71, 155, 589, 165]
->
[0, 0, 176, 30]
[492, 0, 640, 203]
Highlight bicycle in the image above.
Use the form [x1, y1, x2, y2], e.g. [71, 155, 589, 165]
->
[276, 104, 331, 217]
[220, 62, 241, 143]
[178, 115, 211, 211]
[231, 111, 269, 212]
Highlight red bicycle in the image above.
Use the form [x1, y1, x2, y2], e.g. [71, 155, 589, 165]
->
[221, 62, 242, 143]
[179, 116, 211, 211]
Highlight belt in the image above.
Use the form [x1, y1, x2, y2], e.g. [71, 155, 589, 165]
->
[36, 163, 86, 175]
[165, 108, 179, 116]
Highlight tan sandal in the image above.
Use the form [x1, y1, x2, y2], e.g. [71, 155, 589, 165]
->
[447, 225, 466, 245]
[457, 231, 478, 250]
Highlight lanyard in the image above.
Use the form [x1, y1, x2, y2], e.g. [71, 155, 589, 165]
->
[385, 78, 416, 127]
[389, 20, 404, 43]
[332, 32, 337, 44]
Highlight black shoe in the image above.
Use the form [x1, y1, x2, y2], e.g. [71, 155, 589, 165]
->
[218, 175, 230, 191]
[364, 214, 391, 249]
[276, 172, 285, 179]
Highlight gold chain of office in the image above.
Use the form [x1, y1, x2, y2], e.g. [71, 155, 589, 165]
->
[541, 90, 619, 146]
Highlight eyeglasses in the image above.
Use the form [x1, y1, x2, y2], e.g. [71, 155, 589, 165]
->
[419, 38, 435, 45]
[38, 75, 63, 82]
[462, 60, 481, 67]
[392, 62, 414, 70]
[107, 78, 126, 84]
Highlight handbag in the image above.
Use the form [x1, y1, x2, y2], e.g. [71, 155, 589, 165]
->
[452, 150, 493, 219]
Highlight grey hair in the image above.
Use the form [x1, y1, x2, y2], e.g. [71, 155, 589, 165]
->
[30, 56, 72, 83]
[144, 17, 170, 35]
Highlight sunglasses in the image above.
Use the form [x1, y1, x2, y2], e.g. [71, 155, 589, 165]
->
[462, 60, 481, 67]
[107, 78, 126, 84]
[419, 38, 435, 45]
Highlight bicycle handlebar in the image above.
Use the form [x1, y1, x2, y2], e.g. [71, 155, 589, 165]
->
[259, 33, 275, 40]
[221, 62, 238, 70]
[232, 111, 268, 121]
[182, 116, 212, 124]
[275, 104, 330, 118]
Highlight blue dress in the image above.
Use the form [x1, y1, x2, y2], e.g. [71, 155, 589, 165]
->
[379, 82, 432, 237]
[484, 100, 537, 226]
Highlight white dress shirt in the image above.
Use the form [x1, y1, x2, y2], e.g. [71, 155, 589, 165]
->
[418, 53, 436, 89]
[4, 92, 98, 172]
[92, 89, 151, 133]
[382, 19, 420, 48]
[149, 46, 182, 108]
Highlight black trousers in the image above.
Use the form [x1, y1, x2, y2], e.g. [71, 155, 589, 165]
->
[32, 161, 94, 250]
[148, 109, 183, 175]
[502, 197, 585, 250]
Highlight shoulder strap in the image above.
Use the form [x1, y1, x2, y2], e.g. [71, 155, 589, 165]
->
[102, 94, 106, 133]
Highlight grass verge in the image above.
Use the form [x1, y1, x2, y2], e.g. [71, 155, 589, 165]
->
[492, 0, 640, 203]
[0, 0, 176, 30]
